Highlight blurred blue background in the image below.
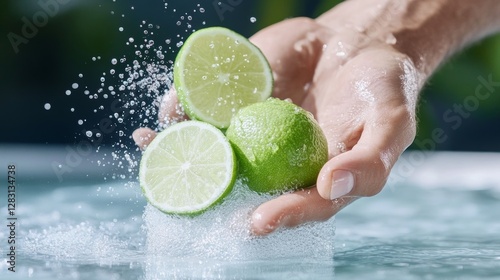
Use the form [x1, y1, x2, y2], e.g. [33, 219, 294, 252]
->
[1, 0, 499, 151]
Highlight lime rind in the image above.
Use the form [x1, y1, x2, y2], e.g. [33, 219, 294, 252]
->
[139, 121, 237, 215]
[226, 98, 328, 193]
[174, 26, 273, 129]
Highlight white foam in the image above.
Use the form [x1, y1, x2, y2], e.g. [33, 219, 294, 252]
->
[144, 180, 335, 262]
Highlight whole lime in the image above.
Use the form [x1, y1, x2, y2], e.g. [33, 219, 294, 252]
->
[226, 98, 328, 193]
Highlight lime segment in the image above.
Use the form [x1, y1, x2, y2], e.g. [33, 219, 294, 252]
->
[140, 121, 236, 214]
[174, 27, 273, 128]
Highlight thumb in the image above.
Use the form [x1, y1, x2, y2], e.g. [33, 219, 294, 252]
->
[317, 108, 416, 200]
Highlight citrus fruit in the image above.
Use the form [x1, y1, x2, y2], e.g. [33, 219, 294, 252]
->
[174, 27, 273, 129]
[226, 98, 328, 193]
[139, 120, 237, 215]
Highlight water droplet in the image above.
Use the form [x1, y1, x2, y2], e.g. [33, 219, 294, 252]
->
[44, 103, 51, 110]
[250, 17, 257, 23]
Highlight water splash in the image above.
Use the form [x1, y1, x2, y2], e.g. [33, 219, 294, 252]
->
[144, 180, 335, 261]
[61, 2, 212, 183]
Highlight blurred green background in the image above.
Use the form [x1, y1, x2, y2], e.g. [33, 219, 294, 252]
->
[1, 0, 499, 151]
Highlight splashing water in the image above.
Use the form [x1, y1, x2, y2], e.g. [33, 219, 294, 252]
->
[61, 2, 210, 182]
[39, 2, 336, 277]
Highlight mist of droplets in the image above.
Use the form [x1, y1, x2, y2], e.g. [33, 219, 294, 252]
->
[62, 3, 210, 182]
[44, 2, 335, 275]
[144, 180, 335, 263]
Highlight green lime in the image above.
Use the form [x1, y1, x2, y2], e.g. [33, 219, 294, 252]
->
[174, 27, 273, 129]
[226, 98, 328, 193]
[139, 120, 237, 215]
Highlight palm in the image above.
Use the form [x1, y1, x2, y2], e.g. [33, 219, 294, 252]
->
[247, 18, 417, 234]
[134, 17, 418, 236]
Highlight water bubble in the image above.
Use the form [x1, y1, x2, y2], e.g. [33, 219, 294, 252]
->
[44, 103, 51, 110]
[72, 83, 79, 89]
[78, 73, 83, 78]
[78, 120, 83, 125]
[199, 7, 205, 13]
[92, 57, 96, 61]
[65, 90, 71, 96]
[70, 108, 74, 112]
[111, 58, 117, 65]
[250, 17, 257, 23]
[86, 131, 93, 137]
[119, 27, 124, 32]
[129, 37, 135, 43]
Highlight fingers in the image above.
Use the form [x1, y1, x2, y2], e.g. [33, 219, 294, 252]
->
[158, 87, 188, 127]
[134, 87, 187, 151]
[317, 106, 416, 200]
[132, 127, 157, 150]
[251, 188, 357, 236]
[250, 17, 328, 102]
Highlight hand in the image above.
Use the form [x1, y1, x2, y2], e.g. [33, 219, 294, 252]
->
[134, 0, 500, 235]
[247, 15, 419, 234]
[133, 5, 419, 235]
[133, 12, 418, 235]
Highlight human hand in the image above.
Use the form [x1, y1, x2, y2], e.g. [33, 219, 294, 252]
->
[134, 0, 500, 235]
[133, 11, 418, 234]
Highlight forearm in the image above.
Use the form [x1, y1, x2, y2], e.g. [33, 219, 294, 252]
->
[317, 0, 500, 77]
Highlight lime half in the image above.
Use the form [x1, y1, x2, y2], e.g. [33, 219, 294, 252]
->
[174, 27, 273, 129]
[139, 121, 236, 215]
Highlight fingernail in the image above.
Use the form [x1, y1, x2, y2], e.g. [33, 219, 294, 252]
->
[330, 170, 354, 200]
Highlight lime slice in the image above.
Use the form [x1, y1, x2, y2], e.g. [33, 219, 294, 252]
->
[174, 27, 273, 129]
[139, 121, 237, 215]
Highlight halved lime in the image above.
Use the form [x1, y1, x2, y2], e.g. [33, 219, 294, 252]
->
[174, 27, 273, 129]
[139, 121, 237, 215]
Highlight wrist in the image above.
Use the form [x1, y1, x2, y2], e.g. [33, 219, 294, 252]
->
[317, 0, 500, 78]
[392, 0, 500, 77]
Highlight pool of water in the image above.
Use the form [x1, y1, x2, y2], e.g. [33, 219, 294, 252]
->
[1, 148, 500, 279]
